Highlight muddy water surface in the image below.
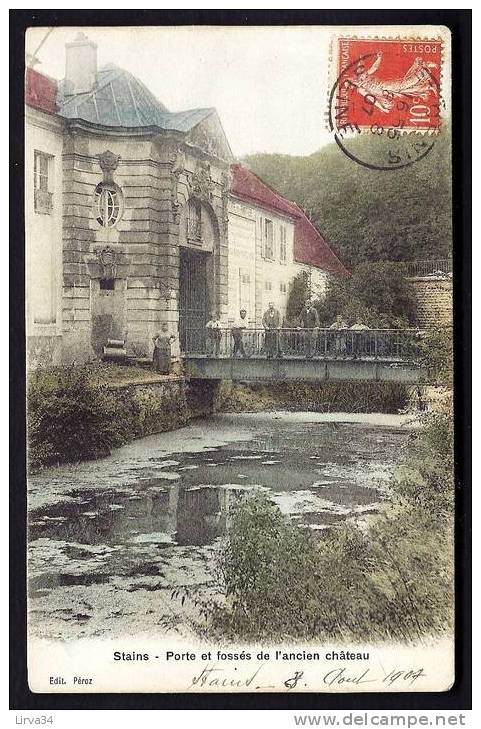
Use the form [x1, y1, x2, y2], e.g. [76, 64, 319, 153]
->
[28, 412, 414, 640]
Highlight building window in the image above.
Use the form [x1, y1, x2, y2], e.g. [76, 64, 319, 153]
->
[239, 269, 251, 313]
[264, 219, 274, 260]
[280, 225, 287, 262]
[95, 182, 122, 227]
[99, 278, 115, 291]
[280, 282, 287, 293]
[265, 281, 272, 291]
[187, 198, 202, 242]
[34, 151, 53, 214]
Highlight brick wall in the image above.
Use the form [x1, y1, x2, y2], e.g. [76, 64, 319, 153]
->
[410, 277, 453, 328]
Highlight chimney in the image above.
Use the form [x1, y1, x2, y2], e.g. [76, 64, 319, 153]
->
[65, 32, 97, 95]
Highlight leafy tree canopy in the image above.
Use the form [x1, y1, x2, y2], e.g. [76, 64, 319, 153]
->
[317, 261, 417, 328]
[285, 270, 309, 322]
[243, 131, 451, 267]
[286, 263, 417, 328]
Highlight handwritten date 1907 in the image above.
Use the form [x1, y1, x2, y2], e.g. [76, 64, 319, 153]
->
[322, 666, 426, 688]
[284, 666, 426, 690]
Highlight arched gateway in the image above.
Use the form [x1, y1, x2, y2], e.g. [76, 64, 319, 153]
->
[178, 197, 221, 352]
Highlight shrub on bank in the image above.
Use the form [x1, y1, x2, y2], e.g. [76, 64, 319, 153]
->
[393, 407, 454, 523]
[27, 366, 133, 470]
[209, 410, 454, 642]
[27, 366, 190, 471]
[418, 328, 453, 388]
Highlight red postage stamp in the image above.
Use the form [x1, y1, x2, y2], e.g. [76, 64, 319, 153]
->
[334, 37, 443, 132]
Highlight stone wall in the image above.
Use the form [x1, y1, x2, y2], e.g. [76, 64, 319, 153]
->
[60, 126, 230, 365]
[61, 132, 171, 362]
[409, 277, 453, 328]
[104, 376, 220, 439]
[27, 334, 63, 370]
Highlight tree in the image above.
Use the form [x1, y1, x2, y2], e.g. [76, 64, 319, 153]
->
[285, 270, 309, 323]
[315, 262, 417, 328]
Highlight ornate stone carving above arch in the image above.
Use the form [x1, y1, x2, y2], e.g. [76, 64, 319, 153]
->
[189, 159, 213, 204]
[170, 151, 221, 225]
[97, 150, 120, 183]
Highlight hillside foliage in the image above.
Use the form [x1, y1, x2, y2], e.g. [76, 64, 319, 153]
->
[243, 132, 452, 267]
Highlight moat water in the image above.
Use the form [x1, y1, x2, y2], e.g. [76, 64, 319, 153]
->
[27, 411, 415, 640]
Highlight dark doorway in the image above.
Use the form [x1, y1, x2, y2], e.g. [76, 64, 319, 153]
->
[179, 247, 210, 352]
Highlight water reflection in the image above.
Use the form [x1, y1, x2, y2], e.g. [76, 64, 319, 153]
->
[29, 479, 263, 549]
[29, 425, 402, 551]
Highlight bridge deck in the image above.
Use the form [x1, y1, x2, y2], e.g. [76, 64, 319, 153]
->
[182, 328, 423, 383]
[184, 355, 423, 383]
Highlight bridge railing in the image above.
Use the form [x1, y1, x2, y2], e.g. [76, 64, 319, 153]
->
[183, 328, 420, 361]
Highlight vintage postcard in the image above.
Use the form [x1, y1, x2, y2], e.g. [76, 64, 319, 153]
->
[24, 24, 456, 694]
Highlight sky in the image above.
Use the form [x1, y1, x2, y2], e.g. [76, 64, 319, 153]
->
[26, 26, 334, 158]
[26, 26, 451, 159]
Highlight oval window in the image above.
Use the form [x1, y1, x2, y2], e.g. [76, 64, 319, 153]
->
[94, 183, 122, 227]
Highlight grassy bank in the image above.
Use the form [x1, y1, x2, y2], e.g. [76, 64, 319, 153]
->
[216, 381, 410, 414]
[206, 406, 454, 643]
[27, 365, 215, 472]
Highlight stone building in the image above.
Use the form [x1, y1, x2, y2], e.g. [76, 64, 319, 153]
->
[25, 33, 348, 368]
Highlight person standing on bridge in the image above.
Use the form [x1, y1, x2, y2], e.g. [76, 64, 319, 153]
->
[232, 309, 248, 358]
[299, 300, 320, 358]
[329, 315, 348, 357]
[262, 302, 282, 359]
[205, 312, 222, 357]
[349, 319, 370, 359]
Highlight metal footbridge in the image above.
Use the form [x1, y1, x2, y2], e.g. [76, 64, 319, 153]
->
[182, 328, 424, 384]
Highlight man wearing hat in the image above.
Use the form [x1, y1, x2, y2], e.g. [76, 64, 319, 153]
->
[231, 308, 248, 358]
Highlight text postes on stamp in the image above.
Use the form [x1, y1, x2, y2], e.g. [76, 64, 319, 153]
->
[328, 37, 444, 171]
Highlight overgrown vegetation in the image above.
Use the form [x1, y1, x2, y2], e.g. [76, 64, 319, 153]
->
[286, 270, 310, 322]
[316, 262, 417, 328]
[285, 263, 416, 329]
[244, 131, 451, 267]
[418, 327, 453, 388]
[216, 380, 409, 414]
[27, 365, 192, 471]
[209, 408, 454, 642]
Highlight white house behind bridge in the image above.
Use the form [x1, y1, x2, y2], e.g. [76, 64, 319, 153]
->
[227, 163, 349, 326]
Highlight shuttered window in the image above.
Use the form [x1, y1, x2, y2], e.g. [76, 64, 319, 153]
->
[264, 219, 274, 260]
[280, 225, 287, 262]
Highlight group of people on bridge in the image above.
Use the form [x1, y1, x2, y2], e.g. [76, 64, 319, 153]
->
[151, 302, 410, 374]
[203, 301, 372, 360]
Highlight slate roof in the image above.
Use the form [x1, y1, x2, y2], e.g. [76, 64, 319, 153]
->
[230, 164, 349, 277]
[56, 64, 215, 132]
